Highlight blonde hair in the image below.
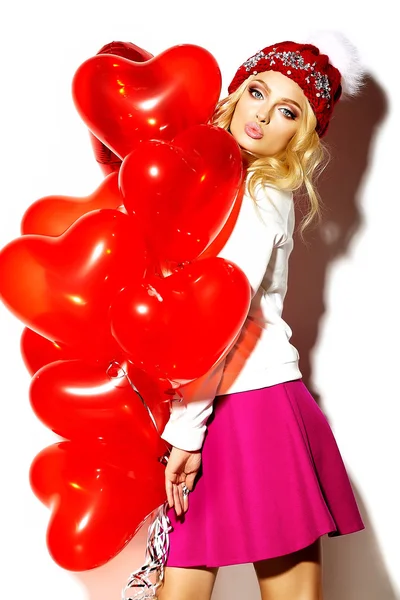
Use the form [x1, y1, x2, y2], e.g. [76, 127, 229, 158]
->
[211, 76, 329, 234]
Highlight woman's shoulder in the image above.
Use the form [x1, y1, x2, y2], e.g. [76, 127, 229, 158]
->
[247, 181, 294, 232]
[252, 183, 293, 208]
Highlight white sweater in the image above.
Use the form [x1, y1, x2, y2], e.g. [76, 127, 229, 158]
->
[161, 181, 302, 451]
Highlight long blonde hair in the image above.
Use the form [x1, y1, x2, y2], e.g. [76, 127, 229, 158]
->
[211, 76, 329, 234]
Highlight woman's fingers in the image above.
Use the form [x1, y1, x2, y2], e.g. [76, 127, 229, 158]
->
[185, 472, 197, 491]
[165, 478, 175, 509]
[182, 484, 189, 513]
[166, 479, 191, 515]
[177, 482, 185, 513]
[173, 482, 183, 516]
[176, 481, 190, 515]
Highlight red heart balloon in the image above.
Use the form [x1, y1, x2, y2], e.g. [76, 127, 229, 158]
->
[20, 327, 171, 433]
[29, 440, 166, 571]
[0, 209, 147, 362]
[97, 40, 153, 61]
[119, 124, 244, 265]
[20, 172, 122, 236]
[20, 327, 76, 375]
[89, 41, 154, 175]
[29, 358, 171, 446]
[72, 44, 222, 159]
[110, 257, 251, 385]
[199, 186, 244, 259]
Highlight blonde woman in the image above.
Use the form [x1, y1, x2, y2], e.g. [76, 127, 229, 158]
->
[159, 33, 365, 600]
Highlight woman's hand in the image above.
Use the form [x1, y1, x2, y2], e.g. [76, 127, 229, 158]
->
[165, 446, 202, 516]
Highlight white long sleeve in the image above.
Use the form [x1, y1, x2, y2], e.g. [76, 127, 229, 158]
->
[161, 182, 300, 451]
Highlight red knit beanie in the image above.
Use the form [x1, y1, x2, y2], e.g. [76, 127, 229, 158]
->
[228, 33, 363, 137]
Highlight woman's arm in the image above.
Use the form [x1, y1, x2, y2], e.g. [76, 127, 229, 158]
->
[162, 186, 291, 513]
[161, 186, 290, 452]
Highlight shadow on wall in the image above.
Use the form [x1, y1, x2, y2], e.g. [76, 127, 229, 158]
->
[322, 484, 399, 600]
[73, 76, 396, 600]
[284, 74, 386, 393]
[283, 75, 398, 600]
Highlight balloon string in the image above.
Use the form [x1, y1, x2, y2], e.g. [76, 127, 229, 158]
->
[121, 502, 172, 600]
[106, 360, 161, 435]
[106, 360, 173, 598]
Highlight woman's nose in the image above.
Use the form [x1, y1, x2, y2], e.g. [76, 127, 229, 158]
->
[256, 111, 270, 125]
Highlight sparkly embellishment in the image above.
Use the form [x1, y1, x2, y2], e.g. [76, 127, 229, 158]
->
[242, 50, 265, 71]
[241, 48, 331, 100]
[313, 72, 331, 99]
[253, 70, 258, 75]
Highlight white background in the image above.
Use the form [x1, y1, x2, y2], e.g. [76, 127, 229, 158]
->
[0, 1, 399, 599]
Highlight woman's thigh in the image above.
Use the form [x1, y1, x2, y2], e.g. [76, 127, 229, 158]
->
[157, 566, 219, 600]
[253, 540, 323, 600]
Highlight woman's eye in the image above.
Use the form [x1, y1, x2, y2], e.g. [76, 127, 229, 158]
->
[279, 107, 296, 120]
[249, 87, 263, 100]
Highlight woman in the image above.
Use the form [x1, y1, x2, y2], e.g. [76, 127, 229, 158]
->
[158, 32, 365, 600]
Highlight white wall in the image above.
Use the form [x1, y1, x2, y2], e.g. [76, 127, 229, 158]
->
[0, 1, 399, 599]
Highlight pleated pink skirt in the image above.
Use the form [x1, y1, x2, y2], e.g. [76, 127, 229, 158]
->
[166, 379, 365, 567]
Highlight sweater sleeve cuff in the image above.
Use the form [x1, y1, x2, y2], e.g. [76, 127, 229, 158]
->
[161, 420, 206, 452]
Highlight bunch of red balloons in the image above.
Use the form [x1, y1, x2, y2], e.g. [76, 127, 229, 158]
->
[0, 41, 251, 571]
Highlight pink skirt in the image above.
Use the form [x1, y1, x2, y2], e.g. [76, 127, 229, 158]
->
[166, 379, 365, 567]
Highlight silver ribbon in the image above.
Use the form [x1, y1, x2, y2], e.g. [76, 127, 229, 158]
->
[106, 361, 173, 599]
[121, 502, 172, 600]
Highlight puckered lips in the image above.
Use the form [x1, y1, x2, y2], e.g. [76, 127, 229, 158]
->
[244, 121, 263, 139]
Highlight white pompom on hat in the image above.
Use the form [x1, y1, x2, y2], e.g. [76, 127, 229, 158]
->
[305, 30, 365, 97]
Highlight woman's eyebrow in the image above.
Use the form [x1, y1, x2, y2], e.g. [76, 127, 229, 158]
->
[282, 97, 303, 112]
[252, 79, 303, 113]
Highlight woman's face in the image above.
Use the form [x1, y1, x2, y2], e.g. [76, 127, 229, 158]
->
[230, 70, 307, 157]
